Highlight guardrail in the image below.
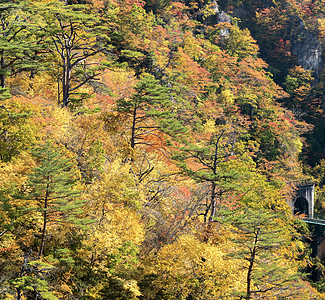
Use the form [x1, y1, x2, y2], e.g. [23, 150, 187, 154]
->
[304, 217, 325, 226]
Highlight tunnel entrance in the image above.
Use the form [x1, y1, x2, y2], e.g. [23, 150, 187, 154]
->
[294, 197, 309, 217]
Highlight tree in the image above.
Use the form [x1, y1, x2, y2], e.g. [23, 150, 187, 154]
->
[217, 206, 310, 299]
[0, 0, 45, 92]
[116, 73, 185, 152]
[0, 151, 38, 300]
[0, 140, 85, 299]
[173, 106, 251, 222]
[211, 22, 260, 60]
[152, 234, 245, 299]
[35, 0, 110, 107]
[69, 158, 145, 299]
[8, 141, 88, 299]
[27, 140, 84, 257]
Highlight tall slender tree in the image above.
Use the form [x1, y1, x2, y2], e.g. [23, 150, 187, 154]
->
[28, 141, 84, 257]
[217, 206, 305, 299]
[35, 1, 111, 107]
[173, 108, 251, 222]
[116, 74, 186, 152]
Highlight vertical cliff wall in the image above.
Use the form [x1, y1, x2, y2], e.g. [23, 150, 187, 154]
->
[292, 24, 323, 76]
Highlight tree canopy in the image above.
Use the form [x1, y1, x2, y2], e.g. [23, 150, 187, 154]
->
[1, 0, 325, 299]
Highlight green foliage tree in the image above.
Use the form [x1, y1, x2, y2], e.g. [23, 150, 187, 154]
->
[173, 107, 251, 222]
[116, 73, 185, 151]
[35, 0, 111, 107]
[27, 140, 84, 257]
[217, 206, 307, 299]
[8, 141, 89, 299]
[0, 0, 43, 90]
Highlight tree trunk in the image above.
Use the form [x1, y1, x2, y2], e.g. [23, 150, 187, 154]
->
[17, 288, 21, 300]
[130, 105, 138, 149]
[0, 55, 5, 88]
[209, 182, 216, 222]
[62, 65, 71, 107]
[1, 20, 6, 89]
[38, 183, 49, 257]
[246, 229, 259, 299]
[16, 250, 31, 299]
[208, 137, 220, 222]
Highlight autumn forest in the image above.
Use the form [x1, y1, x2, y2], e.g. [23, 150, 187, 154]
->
[2, 0, 325, 299]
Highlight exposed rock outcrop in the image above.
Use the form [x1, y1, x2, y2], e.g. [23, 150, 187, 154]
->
[292, 25, 323, 75]
[208, 1, 231, 39]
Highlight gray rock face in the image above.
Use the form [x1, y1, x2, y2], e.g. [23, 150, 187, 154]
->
[218, 11, 231, 24]
[218, 11, 231, 39]
[211, 0, 219, 13]
[207, 2, 231, 39]
[292, 28, 323, 74]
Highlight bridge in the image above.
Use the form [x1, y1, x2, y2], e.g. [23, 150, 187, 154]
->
[304, 217, 325, 227]
[288, 180, 325, 226]
[289, 181, 325, 258]
[289, 180, 315, 219]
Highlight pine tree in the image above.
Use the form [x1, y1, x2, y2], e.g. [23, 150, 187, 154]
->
[4, 141, 87, 300]
[172, 109, 250, 222]
[0, 1, 45, 90]
[34, 0, 111, 108]
[116, 73, 186, 151]
[217, 206, 305, 299]
[28, 140, 85, 257]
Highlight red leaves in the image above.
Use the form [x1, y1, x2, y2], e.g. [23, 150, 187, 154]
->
[170, 47, 211, 94]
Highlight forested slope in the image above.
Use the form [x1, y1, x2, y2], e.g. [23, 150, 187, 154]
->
[0, 0, 324, 299]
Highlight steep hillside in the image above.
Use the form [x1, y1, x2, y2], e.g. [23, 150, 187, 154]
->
[0, 0, 324, 298]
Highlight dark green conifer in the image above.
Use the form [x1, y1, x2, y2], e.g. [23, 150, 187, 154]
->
[116, 74, 186, 151]
[34, 0, 111, 108]
[0, 1, 46, 89]
[28, 141, 85, 257]
[217, 206, 304, 299]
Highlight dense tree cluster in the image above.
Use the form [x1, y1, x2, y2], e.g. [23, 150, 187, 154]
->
[0, 0, 325, 299]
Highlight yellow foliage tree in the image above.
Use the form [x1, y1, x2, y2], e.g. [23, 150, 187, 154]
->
[74, 159, 145, 299]
[153, 234, 245, 299]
